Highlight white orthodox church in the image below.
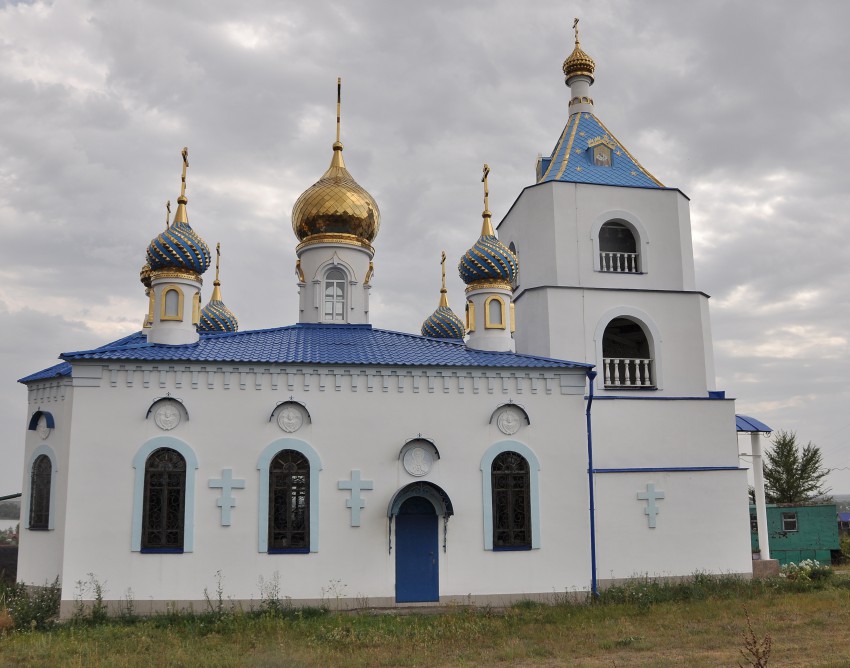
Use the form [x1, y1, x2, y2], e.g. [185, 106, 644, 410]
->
[16, 27, 753, 616]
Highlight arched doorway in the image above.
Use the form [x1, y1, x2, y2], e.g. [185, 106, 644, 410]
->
[395, 496, 438, 602]
[388, 482, 454, 603]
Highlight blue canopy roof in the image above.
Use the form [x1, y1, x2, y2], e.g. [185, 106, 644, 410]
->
[537, 112, 663, 189]
[20, 324, 591, 382]
[736, 414, 773, 433]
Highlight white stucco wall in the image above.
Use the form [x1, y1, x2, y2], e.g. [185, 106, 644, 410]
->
[35, 361, 604, 609]
[16, 378, 73, 586]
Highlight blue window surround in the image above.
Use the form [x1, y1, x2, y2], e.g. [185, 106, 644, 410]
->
[131, 437, 199, 553]
[257, 438, 322, 554]
[480, 441, 541, 550]
[23, 444, 58, 530]
[27, 410, 56, 431]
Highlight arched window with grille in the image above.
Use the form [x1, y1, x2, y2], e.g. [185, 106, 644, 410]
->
[269, 450, 310, 552]
[141, 448, 186, 552]
[29, 454, 52, 530]
[23, 445, 57, 531]
[323, 268, 347, 322]
[491, 451, 531, 550]
[480, 441, 541, 550]
[257, 438, 322, 553]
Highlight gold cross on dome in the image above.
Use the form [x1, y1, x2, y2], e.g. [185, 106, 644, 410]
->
[440, 251, 447, 291]
[482, 163, 491, 212]
[573, 17, 579, 44]
[179, 147, 189, 198]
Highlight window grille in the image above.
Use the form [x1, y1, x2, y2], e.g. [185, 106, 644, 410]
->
[29, 454, 52, 529]
[142, 448, 186, 550]
[269, 450, 310, 550]
[491, 451, 531, 549]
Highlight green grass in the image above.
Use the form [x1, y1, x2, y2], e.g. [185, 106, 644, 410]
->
[3, 575, 850, 667]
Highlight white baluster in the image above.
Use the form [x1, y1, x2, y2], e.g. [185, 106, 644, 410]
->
[604, 358, 611, 386]
[612, 359, 621, 386]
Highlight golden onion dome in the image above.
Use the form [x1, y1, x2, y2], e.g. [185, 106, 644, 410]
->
[291, 142, 380, 243]
[562, 21, 595, 83]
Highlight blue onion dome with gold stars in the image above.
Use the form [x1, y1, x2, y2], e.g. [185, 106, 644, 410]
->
[422, 252, 465, 340]
[291, 79, 380, 246]
[146, 148, 212, 277]
[198, 243, 238, 333]
[458, 165, 518, 288]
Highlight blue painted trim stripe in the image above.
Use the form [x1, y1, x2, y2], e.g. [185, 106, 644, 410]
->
[593, 466, 744, 473]
[588, 396, 733, 401]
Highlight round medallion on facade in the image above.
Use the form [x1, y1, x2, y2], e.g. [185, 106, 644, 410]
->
[36, 415, 51, 440]
[154, 401, 182, 431]
[497, 407, 523, 435]
[403, 446, 433, 477]
[277, 405, 305, 433]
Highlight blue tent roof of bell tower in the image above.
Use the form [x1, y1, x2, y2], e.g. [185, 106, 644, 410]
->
[537, 112, 663, 189]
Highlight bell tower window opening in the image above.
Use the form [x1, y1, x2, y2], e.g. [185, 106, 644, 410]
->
[602, 317, 654, 388]
[323, 268, 346, 322]
[599, 222, 639, 273]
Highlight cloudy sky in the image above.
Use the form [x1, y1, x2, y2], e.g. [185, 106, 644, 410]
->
[2, 0, 849, 496]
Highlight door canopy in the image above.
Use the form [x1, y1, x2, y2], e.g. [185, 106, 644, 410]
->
[388, 481, 454, 518]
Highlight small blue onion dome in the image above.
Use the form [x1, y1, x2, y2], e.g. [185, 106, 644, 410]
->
[198, 243, 238, 333]
[458, 224, 518, 286]
[198, 297, 238, 333]
[146, 217, 211, 275]
[422, 252, 465, 339]
[146, 149, 211, 276]
[422, 305, 465, 340]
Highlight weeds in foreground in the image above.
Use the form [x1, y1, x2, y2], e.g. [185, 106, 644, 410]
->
[739, 608, 772, 667]
[0, 577, 60, 630]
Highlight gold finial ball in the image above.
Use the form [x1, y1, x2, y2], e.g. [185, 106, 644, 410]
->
[291, 153, 381, 243]
[562, 43, 595, 83]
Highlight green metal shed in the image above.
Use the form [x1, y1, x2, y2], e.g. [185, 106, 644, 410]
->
[750, 503, 839, 566]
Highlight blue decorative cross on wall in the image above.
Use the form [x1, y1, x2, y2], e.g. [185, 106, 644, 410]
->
[637, 483, 665, 528]
[209, 469, 246, 526]
[338, 470, 374, 527]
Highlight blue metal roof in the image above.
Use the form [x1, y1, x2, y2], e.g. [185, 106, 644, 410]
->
[735, 414, 773, 433]
[16, 325, 590, 377]
[537, 112, 663, 188]
[18, 362, 72, 384]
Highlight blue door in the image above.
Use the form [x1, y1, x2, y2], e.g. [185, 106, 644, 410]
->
[395, 496, 438, 602]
